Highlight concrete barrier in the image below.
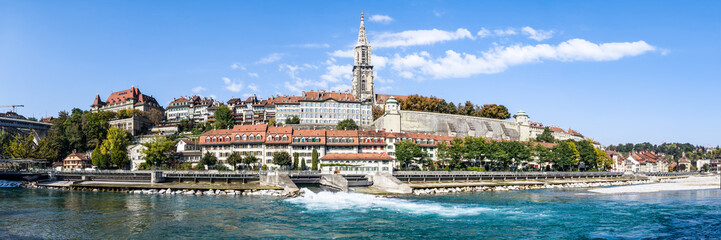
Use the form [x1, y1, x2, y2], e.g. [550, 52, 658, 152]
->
[320, 174, 348, 192]
[260, 172, 299, 194]
[367, 172, 412, 194]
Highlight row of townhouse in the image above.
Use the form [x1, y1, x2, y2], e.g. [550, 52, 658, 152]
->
[165, 96, 221, 123]
[225, 91, 374, 126]
[607, 151, 671, 172]
[197, 124, 453, 173]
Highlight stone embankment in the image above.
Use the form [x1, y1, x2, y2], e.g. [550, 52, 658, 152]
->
[412, 179, 673, 195]
[25, 183, 294, 197]
[0, 180, 22, 188]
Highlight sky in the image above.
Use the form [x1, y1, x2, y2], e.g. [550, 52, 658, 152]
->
[1, 0, 719, 147]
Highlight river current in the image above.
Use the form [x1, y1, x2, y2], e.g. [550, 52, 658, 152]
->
[1, 185, 719, 239]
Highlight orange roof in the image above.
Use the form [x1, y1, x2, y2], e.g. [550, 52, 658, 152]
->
[327, 130, 359, 137]
[375, 94, 409, 104]
[320, 152, 394, 161]
[64, 152, 90, 161]
[549, 127, 566, 133]
[301, 91, 358, 102]
[232, 124, 268, 132]
[94, 86, 159, 107]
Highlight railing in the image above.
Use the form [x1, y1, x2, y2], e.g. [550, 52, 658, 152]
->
[641, 172, 699, 177]
[392, 171, 624, 182]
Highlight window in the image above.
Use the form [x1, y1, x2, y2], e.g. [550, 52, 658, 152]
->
[256, 134, 262, 139]
[206, 137, 210, 142]
[225, 136, 230, 142]
[235, 135, 240, 141]
[282, 135, 288, 141]
[242, 134, 247, 140]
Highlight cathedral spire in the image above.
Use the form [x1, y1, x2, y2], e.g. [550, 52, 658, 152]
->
[357, 12, 367, 46]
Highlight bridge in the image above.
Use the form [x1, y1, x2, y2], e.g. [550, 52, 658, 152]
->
[0, 117, 53, 141]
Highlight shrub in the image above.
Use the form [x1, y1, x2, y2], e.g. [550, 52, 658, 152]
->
[213, 165, 229, 171]
[261, 164, 268, 171]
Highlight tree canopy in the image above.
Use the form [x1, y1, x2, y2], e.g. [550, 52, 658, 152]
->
[536, 127, 556, 143]
[141, 136, 176, 168]
[285, 115, 300, 124]
[336, 119, 359, 130]
[273, 151, 292, 168]
[199, 152, 218, 169]
[213, 105, 234, 129]
[397, 94, 510, 119]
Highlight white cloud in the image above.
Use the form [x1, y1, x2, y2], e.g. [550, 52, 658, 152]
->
[191, 86, 206, 93]
[477, 28, 491, 38]
[248, 72, 259, 78]
[494, 28, 517, 36]
[321, 64, 352, 83]
[230, 63, 245, 70]
[329, 49, 354, 58]
[291, 43, 330, 48]
[377, 86, 392, 92]
[522, 26, 553, 41]
[247, 84, 259, 92]
[369, 15, 393, 24]
[222, 77, 244, 92]
[208, 94, 218, 100]
[389, 39, 656, 79]
[256, 53, 284, 64]
[433, 10, 445, 17]
[373, 28, 475, 48]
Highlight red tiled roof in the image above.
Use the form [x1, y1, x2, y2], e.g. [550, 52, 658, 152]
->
[549, 127, 566, 133]
[301, 91, 358, 102]
[232, 124, 268, 132]
[375, 94, 408, 104]
[64, 152, 90, 161]
[567, 129, 583, 137]
[320, 152, 394, 161]
[93, 86, 159, 108]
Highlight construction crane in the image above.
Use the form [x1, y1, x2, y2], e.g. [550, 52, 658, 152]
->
[0, 105, 24, 113]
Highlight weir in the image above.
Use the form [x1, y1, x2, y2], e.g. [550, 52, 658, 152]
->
[320, 174, 349, 192]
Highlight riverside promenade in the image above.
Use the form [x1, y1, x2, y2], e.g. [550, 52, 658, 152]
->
[7, 170, 703, 196]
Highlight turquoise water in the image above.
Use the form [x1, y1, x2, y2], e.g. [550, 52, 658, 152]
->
[1, 186, 720, 239]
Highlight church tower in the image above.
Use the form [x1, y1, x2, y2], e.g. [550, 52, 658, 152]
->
[351, 12, 375, 103]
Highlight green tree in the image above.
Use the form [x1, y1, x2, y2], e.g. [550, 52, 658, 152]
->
[486, 142, 510, 170]
[286, 115, 301, 124]
[100, 127, 130, 168]
[336, 119, 359, 130]
[478, 104, 511, 119]
[311, 149, 319, 171]
[227, 151, 243, 170]
[213, 105, 234, 129]
[702, 163, 710, 172]
[372, 105, 385, 120]
[242, 155, 259, 170]
[532, 144, 553, 166]
[300, 158, 307, 170]
[273, 151, 292, 169]
[293, 152, 300, 170]
[268, 118, 277, 126]
[595, 148, 613, 170]
[4, 133, 37, 159]
[200, 152, 217, 170]
[505, 141, 531, 169]
[552, 141, 580, 170]
[141, 136, 176, 168]
[0, 130, 12, 158]
[82, 111, 114, 150]
[575, 140, 597, 170]
[92, 142, 110, 168]
[396, 140, 424, 170]
[64, 108, 85, 152]
[536, 127, 556, 143]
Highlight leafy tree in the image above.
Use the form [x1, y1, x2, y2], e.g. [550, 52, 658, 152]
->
[141, 136, 176, 168]
[227, 151, 243, 170]
[242, 155, 259, 170]
[702, 164, 710, 172]
[396, 140, 424, 170]
[575, 140, 597, 170]
[200, 152, 217, 169]
[336, 119, 359, 130]
[311, 149, 319, 171]
[147, 108, 164, 124]
[4, 133, 37, 159]
[64, 108, 85, 152]
[293, 152, 299, 170]
[82, 111, 113, 150]
[286, 115, 301, 124]
[478, 104, 511, 119]
[0, 130, 12, 158]
[92, 142, 110, 168]
[27, 117, 38, 121]
[532, 144, 553, 165]
[100, 127, 130, 168]
[268, 118, 277, 126]
[213, 105, 234, 129]
[273, 151, 292, 168]
[486, 142, 510, 170]
[300, 158, 307, 170]
[536, 127, 556, 143]
[372, 105, 384, 120]
[505, 141, 531, 169]
[447, 102, 457, 115]
[552, 141, 580, 170]
[595, 148, 613, 170]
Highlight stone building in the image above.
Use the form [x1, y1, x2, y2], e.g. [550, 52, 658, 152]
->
[166, 96, 219, 123]
[91, 86, 163, 113]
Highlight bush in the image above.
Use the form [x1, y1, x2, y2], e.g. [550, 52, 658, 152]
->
[261, 164, 268, 171]
[213, 165, 229, 171]
[466, 166, 485, 172]
[178, 162, 193, 170]
[138, 162, 151, 170]
[193, 164, 205, 170]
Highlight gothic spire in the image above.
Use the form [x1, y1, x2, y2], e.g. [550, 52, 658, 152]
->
[357, 12, 367, 46]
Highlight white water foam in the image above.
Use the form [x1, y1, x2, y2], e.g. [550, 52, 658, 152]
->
[286, 188, 495, 217]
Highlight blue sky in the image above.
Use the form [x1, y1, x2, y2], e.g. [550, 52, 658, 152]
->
[1, 0, 719, 147]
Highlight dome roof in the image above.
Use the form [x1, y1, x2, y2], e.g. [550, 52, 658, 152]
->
[516, 110, 528, 116]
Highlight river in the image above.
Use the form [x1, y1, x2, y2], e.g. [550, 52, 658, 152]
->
[1, 186, 719, 239]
